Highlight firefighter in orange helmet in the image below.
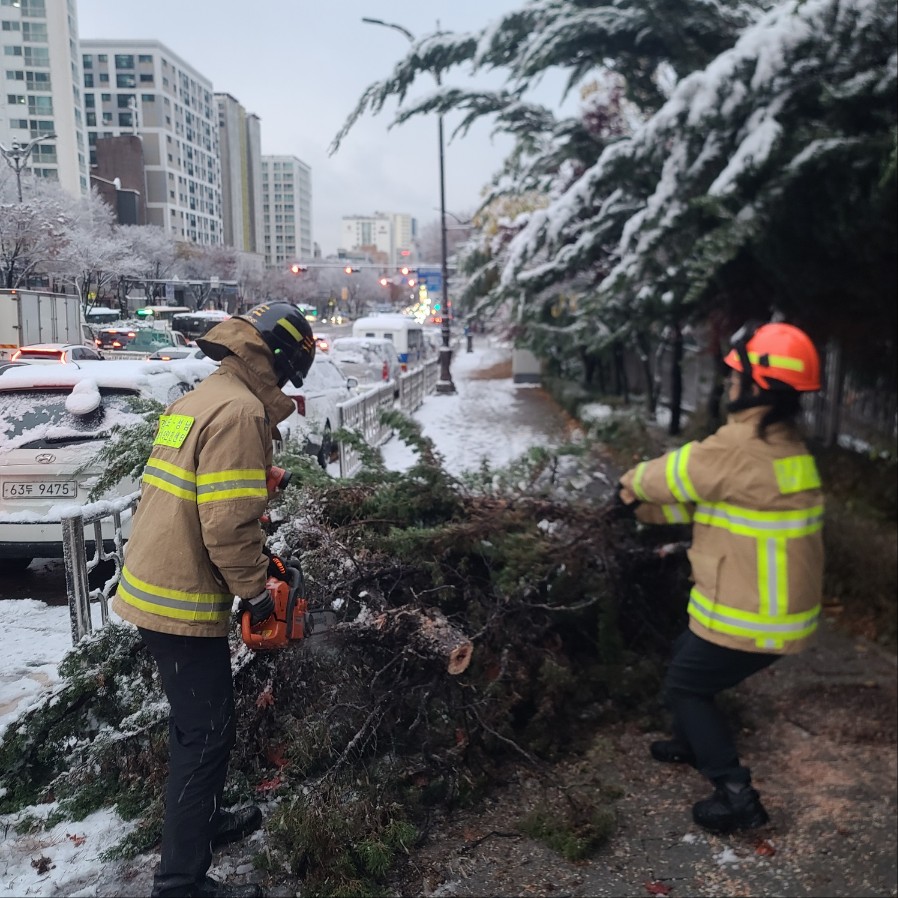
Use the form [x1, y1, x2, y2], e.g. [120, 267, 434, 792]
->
[619, 322, 824, 833]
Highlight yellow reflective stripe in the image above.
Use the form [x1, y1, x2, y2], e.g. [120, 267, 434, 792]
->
[118, 566, 231, 622]
[688, 588, 819, 648]
[632, 461, 650, 502]
[196, 468, 265, 486]
[278, 316, 302, 341]
[661, 504, 693, 524]
[747, 351, 804, 372]
[665, 444, 701, 503]
[196, 468, 267, 504]
[773, 455, 821, 495]
[694, 502, 823, 538]
[142, 458, 198, 501]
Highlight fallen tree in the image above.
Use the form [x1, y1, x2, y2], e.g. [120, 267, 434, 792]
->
[0, 413, 689, 891]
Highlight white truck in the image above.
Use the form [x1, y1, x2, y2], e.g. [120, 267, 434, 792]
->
[0, 289, 93, 361]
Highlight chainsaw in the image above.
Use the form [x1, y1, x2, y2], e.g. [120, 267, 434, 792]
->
[240, 560, 336, 651]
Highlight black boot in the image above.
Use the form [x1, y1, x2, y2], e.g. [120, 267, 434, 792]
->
[650, 739, 696, 766]
[193, 877, 264, 898]
[692, 782, 770, 833]
[212, 805, 263, 849]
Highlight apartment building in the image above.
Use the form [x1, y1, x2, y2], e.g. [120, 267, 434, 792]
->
[79, 38, 222, 244]
[0, 0, 88, 196]
[261, 154, 312, 267]
[340, 212, 417, 269]
[216, 92, 263, 255]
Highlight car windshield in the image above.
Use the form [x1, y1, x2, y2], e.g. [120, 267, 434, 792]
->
[0, 388, 145, 450]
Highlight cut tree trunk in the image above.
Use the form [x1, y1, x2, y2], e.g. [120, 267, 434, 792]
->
[344, 605, 473, 675]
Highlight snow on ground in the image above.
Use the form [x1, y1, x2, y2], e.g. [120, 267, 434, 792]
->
[0, 336, 563, 897]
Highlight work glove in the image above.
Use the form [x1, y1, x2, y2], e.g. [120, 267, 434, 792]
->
[607, 487, 638, 520]
[265, 552, 289, 581]
[240, 588, 275, 627]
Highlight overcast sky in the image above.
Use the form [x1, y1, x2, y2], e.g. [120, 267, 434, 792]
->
[76, 0, 568, 257]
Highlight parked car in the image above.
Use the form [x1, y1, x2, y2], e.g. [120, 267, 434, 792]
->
[95, 325, 140, 351]
[0, 359, 215, 571]
[147, 346, 210, 362]
[279, 357, 358, 468]
[329, 336, 401, 395]
[102, 328, 190, 359]
[12, 343, 105, 365]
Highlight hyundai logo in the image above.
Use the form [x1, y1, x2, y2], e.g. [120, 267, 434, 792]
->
[35, 453, 57, 464]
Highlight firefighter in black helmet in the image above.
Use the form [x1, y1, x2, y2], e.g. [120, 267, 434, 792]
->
[114, 302, 314, 898]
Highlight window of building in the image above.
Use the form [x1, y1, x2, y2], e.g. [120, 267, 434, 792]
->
[20, 0, 46, 17]
[141, 92, 155, 102]
[138, 54, 152, 63]
[10, 118, 27, 128]
[97, 54, 107, 62]
[82, 54, 92, 68]
[28, 118, 54, 134]
[2, 20, 21, 31]
[27, 95, 52, 114]
[118, 112, 133, 127]
[83, 72, 94, 87]
[4, 47, 22, 57]
[22, 21, 47, 41]
[139, 73, 153, 83]
[24, 47, 49, 65]
[102, 111, 112, 124]
[98, 72, 109, 83]
[101, 92, 110, 101]
[6, 93, 24, 104]
[116, 73, 136, 88]
[85, 111, 96, 126]
[84, 93, 94, 107]
[114, 54, 134, 69]
[117, 93, 134, 108]
[5, 70, 24, 80]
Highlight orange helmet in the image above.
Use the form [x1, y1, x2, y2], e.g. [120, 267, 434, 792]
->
[724, 322, 820, 392]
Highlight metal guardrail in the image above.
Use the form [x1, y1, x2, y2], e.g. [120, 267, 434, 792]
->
[337, 382, 396, 477]
[337, 359, 440, 477]
[61, 492, 138, 645]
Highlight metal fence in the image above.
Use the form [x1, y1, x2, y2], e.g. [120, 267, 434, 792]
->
[61, 359, 444, 640]
[62, 492, 138, 645]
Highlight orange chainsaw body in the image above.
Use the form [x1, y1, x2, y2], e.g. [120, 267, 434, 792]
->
[241, 568, 307, 650]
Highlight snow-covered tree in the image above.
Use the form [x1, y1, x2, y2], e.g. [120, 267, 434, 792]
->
[334, 0, 897, 387]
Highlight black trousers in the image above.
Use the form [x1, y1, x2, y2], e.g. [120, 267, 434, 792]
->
[662, 628, 779, 786]
[139, 628, 236, 898]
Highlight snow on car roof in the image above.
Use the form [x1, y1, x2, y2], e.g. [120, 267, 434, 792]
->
[0, 359, 215, 392]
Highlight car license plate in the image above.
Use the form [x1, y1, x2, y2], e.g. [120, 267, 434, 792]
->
[2, 481, 77, 499]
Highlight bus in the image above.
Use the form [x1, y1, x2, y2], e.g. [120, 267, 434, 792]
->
[134, 305, 192, 326]
[352, 314, 425, 371]
[297, 303, 319, 323]
[171, 309, 231, 341]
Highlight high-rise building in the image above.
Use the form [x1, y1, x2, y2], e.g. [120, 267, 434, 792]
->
[340, 212, 417, 269]
[261, 154, 312, 267]
[216, 92, 263, 255]
[0, 0, 88, 197]
[79, 39, 222, 244]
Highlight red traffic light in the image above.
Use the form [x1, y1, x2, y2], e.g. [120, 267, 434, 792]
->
[290, 263, 307, 274]
[344, 266, 357, 274]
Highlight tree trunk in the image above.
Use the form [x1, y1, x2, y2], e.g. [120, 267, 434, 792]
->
[669, 324, 683, 436]
[343, 605, 473, 675]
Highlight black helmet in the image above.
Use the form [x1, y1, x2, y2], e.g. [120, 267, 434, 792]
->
[240, 302, 316, 387]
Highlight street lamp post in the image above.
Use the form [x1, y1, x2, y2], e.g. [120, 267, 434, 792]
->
[361, 16, 456, 393]
[0, 133, 58, 202]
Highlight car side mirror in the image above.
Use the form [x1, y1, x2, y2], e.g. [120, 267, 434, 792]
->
[345, 376, 359, 389]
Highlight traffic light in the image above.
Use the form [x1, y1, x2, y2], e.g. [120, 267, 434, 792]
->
[290, 263, 307, 274]
[400, 266, 410, 276]
[344, 266, 357, 274]
[379, 277, 389, 287]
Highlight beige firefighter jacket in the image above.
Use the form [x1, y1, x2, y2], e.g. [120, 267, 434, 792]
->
[619, 406, 824, 655]
[112, 319, 295, 637]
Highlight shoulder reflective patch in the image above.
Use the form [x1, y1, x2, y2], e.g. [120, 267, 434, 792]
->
[154, 414, 195, 449]
[773, 455, 821, 494]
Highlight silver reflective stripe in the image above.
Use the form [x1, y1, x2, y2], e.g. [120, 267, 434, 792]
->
[695, 504, 823, 535]
[121, 569, 231, 614]
[196, 477, 266, 497]
[144, 463, 197, 495]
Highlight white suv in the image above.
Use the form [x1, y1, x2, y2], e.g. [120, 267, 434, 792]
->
[0, 359, 214, 572]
